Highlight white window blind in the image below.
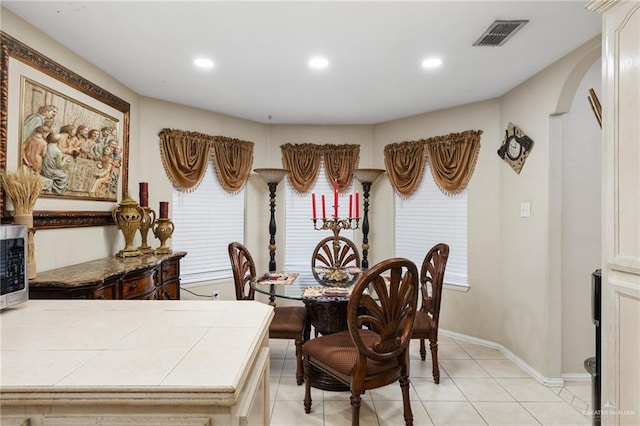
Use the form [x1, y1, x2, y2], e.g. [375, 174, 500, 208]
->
[395, 166, 468, 288]
[172, 161, 245, 284]
[285, 164, 354, 295]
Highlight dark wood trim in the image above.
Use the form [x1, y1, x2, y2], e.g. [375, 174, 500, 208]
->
[1, 210, 115, 229]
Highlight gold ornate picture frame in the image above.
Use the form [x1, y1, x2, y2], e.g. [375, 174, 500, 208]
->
[1, 32, 130, 229]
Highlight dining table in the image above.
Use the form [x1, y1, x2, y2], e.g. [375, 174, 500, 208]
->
[252, 268, 363, 391]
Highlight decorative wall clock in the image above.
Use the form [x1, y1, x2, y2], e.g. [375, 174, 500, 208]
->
[497, 122, 534, 174]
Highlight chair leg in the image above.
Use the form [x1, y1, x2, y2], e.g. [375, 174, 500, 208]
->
[399, 376, 414, 426]
[303, 355, 312, 413]
[350, 393, 362, 426]
[295, 338, 304, 385]
[429, 338, 440, 384]
[419, 338, 426, 361]
[303, 319, 311, 342]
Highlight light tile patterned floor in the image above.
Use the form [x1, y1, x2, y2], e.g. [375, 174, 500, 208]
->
[268, 335, 592, 426]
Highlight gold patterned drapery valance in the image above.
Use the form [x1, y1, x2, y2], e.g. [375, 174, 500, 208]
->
[158, 128, 254, 193]
[383, 140, 428, 198]
[281, 143, 324, 193]
[424, 130, 482, 194]
[158, 129, 214, 191]
[322, 144, 360, 191]
[281, 143, 360, 194]
[383, 129, 482, 197]
[211, 137, 254, 194]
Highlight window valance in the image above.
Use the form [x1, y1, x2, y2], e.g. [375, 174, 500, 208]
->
[384, 129, 482, 197]
[383, 140, 428, 198]
[281, 143, 360, 193]
[158, 128, 254, 194]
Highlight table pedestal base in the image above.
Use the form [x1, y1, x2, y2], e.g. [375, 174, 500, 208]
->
[308, 364, 349, 391]
[303, 298, 352, 391]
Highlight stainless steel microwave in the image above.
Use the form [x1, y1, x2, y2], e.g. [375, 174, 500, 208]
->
[0, 224, 29, 310]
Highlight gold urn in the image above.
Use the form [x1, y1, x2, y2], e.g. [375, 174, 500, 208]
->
[138, 207, 156, 254]
[153, 218, 174, 254]
[112, 195, 143, 257]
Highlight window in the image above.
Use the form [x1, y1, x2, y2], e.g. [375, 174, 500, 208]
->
[395, 166, 468, 289]
[285, 164, 354, 294]
[172, 161, 245, 284]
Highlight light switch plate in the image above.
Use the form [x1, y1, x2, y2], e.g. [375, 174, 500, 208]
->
[520, 202, 531, 218]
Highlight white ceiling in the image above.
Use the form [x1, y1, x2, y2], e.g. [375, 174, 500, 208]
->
[2, 1, 601, 125]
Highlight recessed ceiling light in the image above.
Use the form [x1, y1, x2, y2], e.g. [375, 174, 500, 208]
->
[309, 56, 329, 69]
[421, 57, 443, 69]
[194, 58, 214, 69]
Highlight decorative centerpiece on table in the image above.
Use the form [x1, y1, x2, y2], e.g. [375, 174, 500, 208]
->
[311, 179, 361, 287]
[0, 169, 43, 279]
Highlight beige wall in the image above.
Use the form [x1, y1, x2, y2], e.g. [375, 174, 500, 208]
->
[497, 36, 601, 378]
[1, 8, 601, 379]
[561, 60, 601, 374]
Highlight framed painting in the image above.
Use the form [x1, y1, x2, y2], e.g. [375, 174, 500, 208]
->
[1, 32, 130, 228]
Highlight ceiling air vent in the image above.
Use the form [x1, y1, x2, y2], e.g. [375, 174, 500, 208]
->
[473, 19, 529, 47]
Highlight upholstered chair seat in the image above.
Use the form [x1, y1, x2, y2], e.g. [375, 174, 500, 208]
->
[228, 241, 309, 385]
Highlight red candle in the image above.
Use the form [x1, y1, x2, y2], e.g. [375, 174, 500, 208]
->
[139, 182, 148, 207]
[355, 191, 359, 218]
[333, 180, 339, 218]
[159, 201, 169, 219]
[311, 193, 317, 220]
[349, 194, 353, 218]
[321, 195, 326, 219]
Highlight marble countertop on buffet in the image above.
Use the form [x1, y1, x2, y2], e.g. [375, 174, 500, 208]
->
[29, 252, 186, 288]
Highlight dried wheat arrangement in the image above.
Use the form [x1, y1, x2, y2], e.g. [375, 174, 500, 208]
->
[0, 169, 43, 215]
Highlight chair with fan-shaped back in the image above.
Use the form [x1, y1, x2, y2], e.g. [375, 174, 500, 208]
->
[228, 241, 257, 301]
[228, 241, 309, 385]
[302, 257, 419, 426]
[311, 236, 361, 286]
[411, 243, 449, 384]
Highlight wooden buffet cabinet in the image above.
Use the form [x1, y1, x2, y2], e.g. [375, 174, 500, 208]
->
[29, 251, 186, 300]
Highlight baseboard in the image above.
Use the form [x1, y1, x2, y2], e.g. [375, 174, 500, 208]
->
[562, 373, 591, 382]
[440, 329, 565, 387]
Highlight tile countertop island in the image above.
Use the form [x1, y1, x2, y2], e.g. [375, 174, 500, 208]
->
[0, 300, 273, 426]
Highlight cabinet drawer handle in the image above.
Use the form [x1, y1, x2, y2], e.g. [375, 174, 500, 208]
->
[130, 283, 137, 291]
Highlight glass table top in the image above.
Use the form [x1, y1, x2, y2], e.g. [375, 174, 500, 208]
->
[252, 271, 357, 301]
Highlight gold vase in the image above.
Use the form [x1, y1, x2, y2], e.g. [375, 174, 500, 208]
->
[13, 214, 36, 279]
[153, 218, 174, 254]
[138, 207, 156, 254]
[112, 195, 143, 257]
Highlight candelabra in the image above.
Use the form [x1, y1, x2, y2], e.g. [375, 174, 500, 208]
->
[254, 168, 289, 273]
[312, 217, 360, 283]
[354, 168, 386, 269]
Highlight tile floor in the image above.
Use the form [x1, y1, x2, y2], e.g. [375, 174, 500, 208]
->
[267, 334, 592, 425]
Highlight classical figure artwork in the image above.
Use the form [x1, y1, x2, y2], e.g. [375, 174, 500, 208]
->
[2, 32, 130, 228]
[20, 78, 122, 201]
[497, 122, 534, 174]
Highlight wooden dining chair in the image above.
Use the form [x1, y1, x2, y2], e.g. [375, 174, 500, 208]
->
[411, 243, 449, 384]
[302, 257, 419, 426]
[228, 241, 309, 385]
[311, 236, 361, 286]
